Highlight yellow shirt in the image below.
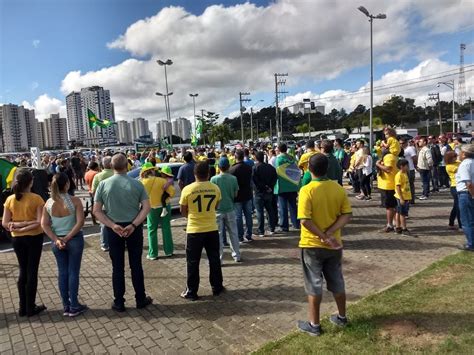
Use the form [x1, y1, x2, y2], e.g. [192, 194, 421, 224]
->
[377, 153, 398, 190]
[394, 171, 412, 201]
[179, 181, 221, 233]
[141, 176, 175, 209]
[197, 155, 207, 162]
[298, 149, 319, 172]
[387, 136, 401, 156]
[446, 162, 460, 187]
[4, 192, 44, 237]
[297, 179, 352, 249]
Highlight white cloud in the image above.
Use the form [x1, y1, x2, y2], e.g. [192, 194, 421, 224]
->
[22, 94, 66, 121]
[60, 0, 472, 125]
[283, 58, 474, 112]
[32, 39, 40, 48]
[415, 0, 474, 34]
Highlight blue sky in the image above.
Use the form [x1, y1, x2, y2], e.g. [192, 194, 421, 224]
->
[1, 0, 473, 123]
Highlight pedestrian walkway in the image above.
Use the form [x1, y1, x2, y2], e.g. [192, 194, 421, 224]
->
[0, 190, 463, 354]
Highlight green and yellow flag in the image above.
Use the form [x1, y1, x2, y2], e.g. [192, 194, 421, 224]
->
[0, 158, 17, 190]
[87, 109, 114, 129]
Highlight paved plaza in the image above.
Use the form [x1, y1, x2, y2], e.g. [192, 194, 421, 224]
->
[0, 189, 464, 354]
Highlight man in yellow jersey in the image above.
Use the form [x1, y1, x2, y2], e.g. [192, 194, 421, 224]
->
[179, 161, 223, 301]
[296, 153, 352, 336]
[298, 140, 319, 173]
[376, 151, 399, 232]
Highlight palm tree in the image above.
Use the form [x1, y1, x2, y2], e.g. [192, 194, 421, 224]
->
[210, 124, 232, 145]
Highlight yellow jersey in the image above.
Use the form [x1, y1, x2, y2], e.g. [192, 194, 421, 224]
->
[446, 162, 460, 188]
[298, 149, 319, 172]
[387, 136, 401, 156]
[179, 181, 221, 233]
[4, 193, 44, 237]
[141, 176, 175, 209]
[394, 171, 412, 201]
[297, 179, 352, 249]
[377, 153, 398, 190]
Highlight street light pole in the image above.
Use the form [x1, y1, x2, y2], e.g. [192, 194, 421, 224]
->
[358, 6, 386, 150]
[157, 59, 173, 148]
[189, 93, 198, 136]
[437, 80, 455, 133]
[239, 92, 251, 144]
[155, 91, 173, 147]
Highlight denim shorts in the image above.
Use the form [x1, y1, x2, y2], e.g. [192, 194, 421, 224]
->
[301, 248, 345, 296]
[396, 199, 410, 216]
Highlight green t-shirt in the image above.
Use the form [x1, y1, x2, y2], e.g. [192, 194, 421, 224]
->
[92, 168, 114, 192]
[301, 171, 312, 187]
[95, 174, 149, 223]
[210, 173, 239, 213]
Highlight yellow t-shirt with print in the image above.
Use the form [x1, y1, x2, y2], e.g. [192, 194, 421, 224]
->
[394, 171, 412, 201]
[387, 136, 401, 156]
[446, 162, 460, 187]
[297, 179, 352, 249]
[298, 149, 319, 172]
[179, 181, 221, 233]
[377, 153, 398, 190]
[141, 176, 175, 209]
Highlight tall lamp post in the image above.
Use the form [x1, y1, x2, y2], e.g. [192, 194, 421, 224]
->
[156, 91, 173, 146]
[303, 98, 311, 139]
[189, 93, 199, 135]
[157, 59, 173, 146]
[358, 6, 386, 150]
[437, 80, 456, 134]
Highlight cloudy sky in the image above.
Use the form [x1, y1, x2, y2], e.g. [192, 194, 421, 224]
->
[1, 0, 473, 131]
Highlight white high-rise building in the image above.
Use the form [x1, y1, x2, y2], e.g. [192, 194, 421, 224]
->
[0, 104, 29, 152]
[80, 86, 116, 146]
[37, 122, 46, 149]
[156, 120, 172, 140]
[66, 91, 84, 143]
[43, 114, 68, 149]
[117, 120, 132, 144]
[133, 117, 150, 138]
[24, 108, 38, 148]
[172, 117, 192, 140]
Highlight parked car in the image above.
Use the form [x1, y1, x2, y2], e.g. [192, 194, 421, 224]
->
[128, 162, 183, 209]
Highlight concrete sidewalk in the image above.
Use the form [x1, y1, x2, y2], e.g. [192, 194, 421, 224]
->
[0, 189, 463, 354]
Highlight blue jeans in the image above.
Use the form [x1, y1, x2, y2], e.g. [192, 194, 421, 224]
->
[254, 192, 277, 234]
[278, 192, 299, 231]
[100, 224, 108, 249]
[235, 200, 253, 240]
[217, 210, 241, 260]
[52, 232, 84, 309]
[458, 192, 474, 248]
[419, 169, 430, 197]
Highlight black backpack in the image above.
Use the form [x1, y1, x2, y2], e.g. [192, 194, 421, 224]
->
[431, 145, 442, 166]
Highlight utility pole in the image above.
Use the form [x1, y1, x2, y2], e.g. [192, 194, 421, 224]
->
[274, 73, 288, 145]
[428, 93, 442, 135]
[424, 102, 429, 136]
[239, 92, 251, 144]
[250, 107, 254, 142]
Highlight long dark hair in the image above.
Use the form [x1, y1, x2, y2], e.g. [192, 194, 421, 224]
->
[12, 169, 33, 201]
[51, 173, 69, 202]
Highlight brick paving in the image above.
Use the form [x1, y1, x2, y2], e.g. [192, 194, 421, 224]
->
[0, 188, 464, 354]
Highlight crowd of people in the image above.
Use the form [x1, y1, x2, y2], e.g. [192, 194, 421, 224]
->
[2, 128, 473, 337]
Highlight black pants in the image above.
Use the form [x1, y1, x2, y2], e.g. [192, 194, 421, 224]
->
[186, 231, 223, 296]
[439, 166, 450, 188]
[105, 223, 146, 306]
[361, 173, 372, 197]
[408, 170, 416, 204]
[12, 235, 44, 315]
[352, 170, 361, 193]
[450, 187, 462, 228]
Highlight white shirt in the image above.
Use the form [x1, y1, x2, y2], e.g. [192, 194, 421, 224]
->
[404, 146, 417, 171]
[362, 155, 373, 176]
[456, 158, 474, 192]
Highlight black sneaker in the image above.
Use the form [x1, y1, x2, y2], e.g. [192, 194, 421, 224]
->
[212, 287, 226, 296]
[180, 290, 199, 301]
[27, 304, 47, 317]
[297, 320, 322, 336]
[402, 229, 417, 237]
[395, 227, 403, 234]
[111, 302, 126, 312]
[69, 304, 88, 317]
[329, 314, 348, 327]
[136, 296, 153, 309]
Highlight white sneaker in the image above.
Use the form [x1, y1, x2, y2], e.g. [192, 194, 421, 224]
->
[160, 208, 168, 217]
[418, 195, 428, 200]
[146, 255, 158, 260]
[266, 231, 275, 236]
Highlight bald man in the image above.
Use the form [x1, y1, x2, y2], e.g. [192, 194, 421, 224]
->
[94, 153, 152, 312]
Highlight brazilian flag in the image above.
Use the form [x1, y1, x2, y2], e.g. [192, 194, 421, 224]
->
[0, 159, 17, 190]
[87, 109, 114, 129]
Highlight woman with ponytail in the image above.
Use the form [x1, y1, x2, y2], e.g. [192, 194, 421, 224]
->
[41, 173, 87, 317]
[2, 169, 46, 317]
